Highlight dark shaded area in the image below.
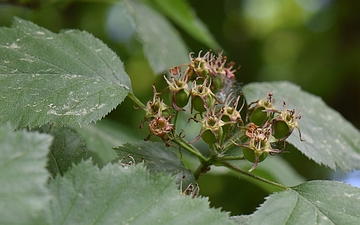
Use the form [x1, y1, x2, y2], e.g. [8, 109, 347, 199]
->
[198, 173, 268, 216]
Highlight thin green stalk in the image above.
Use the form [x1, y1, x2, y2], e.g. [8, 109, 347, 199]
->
[218, 155, 245, 161]
[172, 136, 207, 162]
[173, 111, 180, 130]
[193, 161, 210, 180]
[219, 161, 287, 191]
[209, 144, 217, 155]
[193, 153, 218, 180]
[127, 92, 146, 109]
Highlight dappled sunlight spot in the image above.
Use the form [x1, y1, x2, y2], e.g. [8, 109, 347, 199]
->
[243, 0, 281, 19]
[295, 0, 332, 13]
[241, 0, 335, 36]
[241, 0, 303, 36]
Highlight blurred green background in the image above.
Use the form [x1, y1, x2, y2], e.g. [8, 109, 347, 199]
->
[1, 0, 359, 215]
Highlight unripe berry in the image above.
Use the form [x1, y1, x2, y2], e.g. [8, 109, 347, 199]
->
[249, 107, 267, 126]
[247, 93, 277, 126]
[272, 120, 290, 140]
[242, 147, 268, 163]
[202, 129, 217, 144]
[271, 109, 302, 141]
[190, 81, 217, 113]
[211, 75, 225, 92]
[174, 89, 190, 108]
[192, 96, 205, 112]
[189, 113, 225, 146]
[192, 95, 214, 113]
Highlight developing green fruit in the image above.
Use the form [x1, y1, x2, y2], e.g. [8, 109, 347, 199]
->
[192, 95, 214, 113]
[192, 96, 206, 112]
[211, 75, 225, 92]
[201, 127, 223, 145]
[272, 120, 291, 140]
[201, 130, 216, 144]
[221, 115, 231, 134]
[191, 79, 218, 113]
[174, 89, 190, 108]
[249, 107, 267, 126]
[242, 147, 268, 163]
[248, 93, 277, 126]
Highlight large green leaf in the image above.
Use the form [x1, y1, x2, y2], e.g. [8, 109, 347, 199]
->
[45, 160, 235, 225]
[248, 181, 360, 224]
[230, 215, 251, 224]
[0, 123, 52, 224]
[122, 0, 189, 74]
[114, 141, 196, 189]
[242, 81, 360, 171]
[153, 0, 221, 50]
[71, 119, 141, 166]
[41, 126, 88, 177]
[0, 18, 132, 128]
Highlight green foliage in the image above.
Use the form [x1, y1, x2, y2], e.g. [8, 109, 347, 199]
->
[1, 1, 360, 224]
[45, 160, 234, 225]
[0, 18, 131, 128]
[114, 0, 189, 73]
[114, 141, 196, 189]
[0, 125, 234, 225]
[71, 119, 140, 166]
[0, 123, 52, 224]
[41, 125, 88, 177]
[249, 181, 360, 224]
[151, 0, 221, 50]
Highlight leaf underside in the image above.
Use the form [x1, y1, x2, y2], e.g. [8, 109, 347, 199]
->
[242, 81, 360, 171]
[0, 18, 132, 128]
[41, 125, 88, 177]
